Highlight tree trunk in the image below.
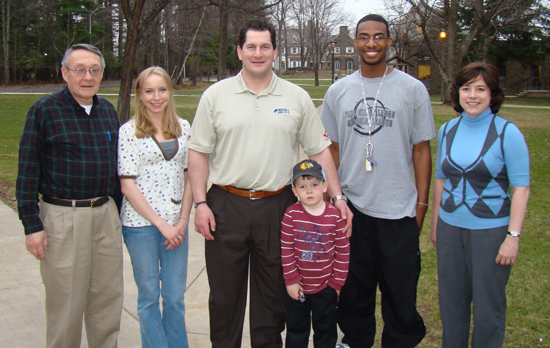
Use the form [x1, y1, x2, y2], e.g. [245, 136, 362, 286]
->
[192, 38, 203, 86]
[117, 19, 139, 124]
[33, 36, 41, 82]
[314, 61, 319, 86]
[1, 0, 10, 85]
[117, 5, 124, 58]
[442, 0, 458, 104]
[164, 12, 169, 69]
[117, 0, 171, 123]
[177, 8, 205, 84]
[217, 0, 229, 80]
[284, 26, 289, 72]
[481, 25, 490, 60]
[276, 2, 284, 73]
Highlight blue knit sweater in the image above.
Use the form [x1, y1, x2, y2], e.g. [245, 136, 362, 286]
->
[435, 109, 529, 229]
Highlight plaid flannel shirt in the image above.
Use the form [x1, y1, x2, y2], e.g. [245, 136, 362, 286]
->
[16, 87, 120, 235]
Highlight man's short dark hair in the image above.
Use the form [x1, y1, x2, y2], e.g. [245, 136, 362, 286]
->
[450, 62, 504, 114]
[239, 19, 277, 49]
[61, 44, 105, 69]
[356, 14, 390, 38]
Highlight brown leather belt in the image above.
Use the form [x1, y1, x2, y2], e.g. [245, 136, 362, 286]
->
[215, 185, 289, 200]
[42, 195, 110, 208]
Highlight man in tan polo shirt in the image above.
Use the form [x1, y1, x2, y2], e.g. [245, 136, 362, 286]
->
[188, 19, 352, 348]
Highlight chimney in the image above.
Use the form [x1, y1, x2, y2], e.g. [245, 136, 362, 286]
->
[339, 26, 348, 36]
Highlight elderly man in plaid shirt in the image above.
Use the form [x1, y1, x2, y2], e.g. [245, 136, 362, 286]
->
[16, 44, 123, 348]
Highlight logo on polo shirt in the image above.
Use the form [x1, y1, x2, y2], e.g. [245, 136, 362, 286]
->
[272, 108, 290, 115]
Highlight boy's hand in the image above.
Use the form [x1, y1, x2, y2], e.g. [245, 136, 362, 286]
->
[286, 283, 303, 301]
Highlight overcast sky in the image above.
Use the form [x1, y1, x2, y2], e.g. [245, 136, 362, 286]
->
[341, 0, 390, 27]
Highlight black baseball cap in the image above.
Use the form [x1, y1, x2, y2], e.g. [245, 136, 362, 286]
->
[292, 160, 326, 183]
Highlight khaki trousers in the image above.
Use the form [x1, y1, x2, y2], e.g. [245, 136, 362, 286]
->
[39, 198, 123, 348]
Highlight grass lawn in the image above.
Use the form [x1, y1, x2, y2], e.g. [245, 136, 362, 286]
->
[0, 78, 548, 347]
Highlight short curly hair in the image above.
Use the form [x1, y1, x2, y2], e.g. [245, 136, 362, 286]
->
[356, 14, 389, 38]
[450, 62, 504, 114]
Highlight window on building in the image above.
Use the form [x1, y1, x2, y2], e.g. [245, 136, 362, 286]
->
[418, 64, 431, 80]
[281, 47, 286, 54]
[346, 47, 354, 53]
[291, 47, 300, 54]
[347, 60, 353, 71]
[334, 47, 340, 54]
[335, 60, 341, 70]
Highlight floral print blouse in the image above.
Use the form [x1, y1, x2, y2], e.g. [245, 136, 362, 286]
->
[118, 118, 190, 227]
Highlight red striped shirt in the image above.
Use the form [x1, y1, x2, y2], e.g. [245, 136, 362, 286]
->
[281, 202, 350, 294]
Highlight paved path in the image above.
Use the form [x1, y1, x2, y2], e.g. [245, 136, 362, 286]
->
[0, 198, 336, 347]
[0, 201, 236, 347]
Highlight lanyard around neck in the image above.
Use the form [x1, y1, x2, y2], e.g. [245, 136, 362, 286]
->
[359, 66, 388, 171]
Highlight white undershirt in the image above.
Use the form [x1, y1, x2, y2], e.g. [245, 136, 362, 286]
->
[81, 104, 92, 115]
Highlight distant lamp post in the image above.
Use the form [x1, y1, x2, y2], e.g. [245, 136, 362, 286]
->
[331, 41, 336, 84]
[439, 31, 447, 101]
[89, 6, 106, 44]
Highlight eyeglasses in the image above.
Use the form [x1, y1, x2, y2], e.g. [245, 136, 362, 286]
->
[356, 34, 388, 44]
[66, 67, 103, 77]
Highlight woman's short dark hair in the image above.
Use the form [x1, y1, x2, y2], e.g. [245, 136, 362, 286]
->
[238, 19, 277, 49]
[450, 62, 504, 114]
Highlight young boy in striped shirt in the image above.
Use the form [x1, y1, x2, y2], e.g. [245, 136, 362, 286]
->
[281, 159, 350, 348]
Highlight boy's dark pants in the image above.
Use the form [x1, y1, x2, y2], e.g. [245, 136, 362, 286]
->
[284, 286, 338, 348]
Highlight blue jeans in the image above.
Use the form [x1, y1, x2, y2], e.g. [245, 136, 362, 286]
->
[122, 225, 189, 348]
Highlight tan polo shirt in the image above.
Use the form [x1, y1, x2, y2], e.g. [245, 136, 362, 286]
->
[188, 71, 330, 191]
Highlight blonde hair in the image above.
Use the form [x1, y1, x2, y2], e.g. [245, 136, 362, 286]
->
[133, 66, 181, 139]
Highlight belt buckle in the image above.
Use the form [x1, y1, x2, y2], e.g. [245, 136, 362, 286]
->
[90, 198, 100, 208]
[249, 189, 261, 200]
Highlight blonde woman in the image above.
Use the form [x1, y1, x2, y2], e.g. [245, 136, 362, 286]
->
[118, 66, 192, 348]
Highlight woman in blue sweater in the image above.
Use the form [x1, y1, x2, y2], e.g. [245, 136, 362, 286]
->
[431, 62, 530, 348]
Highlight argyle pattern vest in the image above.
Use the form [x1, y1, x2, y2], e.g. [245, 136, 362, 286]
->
[439, 115, 511, 218]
